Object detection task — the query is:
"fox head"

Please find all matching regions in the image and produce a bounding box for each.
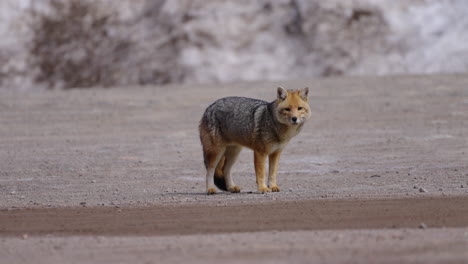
[275,87,311,125]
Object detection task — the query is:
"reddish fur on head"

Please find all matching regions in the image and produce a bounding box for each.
[275,87,310,125]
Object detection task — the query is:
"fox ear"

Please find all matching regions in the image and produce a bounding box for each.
[299,87,309,101]
[277,87,288,100]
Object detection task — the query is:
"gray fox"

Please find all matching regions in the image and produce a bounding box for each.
[199,87,311,194]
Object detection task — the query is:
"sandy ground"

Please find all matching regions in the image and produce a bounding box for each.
[1,74,468,263]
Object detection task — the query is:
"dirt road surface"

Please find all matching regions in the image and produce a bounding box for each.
[1,74,468,263]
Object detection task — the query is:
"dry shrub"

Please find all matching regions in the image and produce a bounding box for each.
[293,2,391,77]
[29,0,132,89]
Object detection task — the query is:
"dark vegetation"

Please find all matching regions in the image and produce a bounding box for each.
[28,0,184,89]
[22,0,391,89]
[29,0,132,89]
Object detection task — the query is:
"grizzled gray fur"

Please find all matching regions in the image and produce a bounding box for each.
[200,97,304,154]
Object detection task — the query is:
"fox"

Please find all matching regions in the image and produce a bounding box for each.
[199,87,311,195]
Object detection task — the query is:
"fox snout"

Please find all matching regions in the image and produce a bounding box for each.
[283,109,307,125]
[290,115,304,124]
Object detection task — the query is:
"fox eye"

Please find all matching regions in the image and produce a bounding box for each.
[284,108,290,112]
[298,107,303,110]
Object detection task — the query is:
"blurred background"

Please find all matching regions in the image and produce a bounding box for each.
[1,0,467,90]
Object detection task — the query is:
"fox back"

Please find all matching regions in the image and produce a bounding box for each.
[200,97,275,149]
[200,89,310,152]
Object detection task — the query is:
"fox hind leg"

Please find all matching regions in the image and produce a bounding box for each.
[214,156,226,180]
[204,147,226,195]
[214,156,227,191]
[223,146,242,193]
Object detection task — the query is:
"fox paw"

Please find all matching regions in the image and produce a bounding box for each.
[258,187,272,193]
[228,186,241,193]
[271,186,280,192]
[207,188,217,195]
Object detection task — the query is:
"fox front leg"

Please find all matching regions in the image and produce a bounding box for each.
[254,151,271,193]
[268,151,282,192]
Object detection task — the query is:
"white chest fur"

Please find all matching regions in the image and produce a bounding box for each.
[268,125,301,154]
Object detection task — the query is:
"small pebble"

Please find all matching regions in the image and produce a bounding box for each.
[80,202,87,206]
[370,174,381,178]
[419,223,427,229]
[419,188,428,193]
[22,234,28,240]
